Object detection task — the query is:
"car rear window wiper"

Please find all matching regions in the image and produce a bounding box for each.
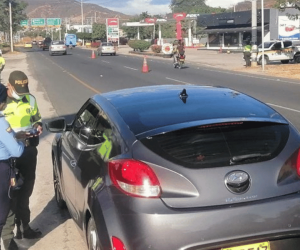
[231,153,271,163]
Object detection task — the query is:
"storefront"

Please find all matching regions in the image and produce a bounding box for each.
[197,8,286,50]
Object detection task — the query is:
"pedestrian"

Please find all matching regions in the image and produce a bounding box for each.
[172,42,178,64]
[1,71,43,249]
[243,41,252,67]
[0,83,25,250]
[0,50,5,83]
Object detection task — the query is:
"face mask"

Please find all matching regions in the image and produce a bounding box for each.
[11,89,23,100]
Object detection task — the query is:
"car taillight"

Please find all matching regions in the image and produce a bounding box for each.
[297,149,300,176]
[50,46,54,49]
[287,148,300,177]
[63,46,66,48]
[109,159,161,198]
[112,236,126,250]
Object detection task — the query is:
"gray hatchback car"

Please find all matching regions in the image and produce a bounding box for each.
[46,85,300,250]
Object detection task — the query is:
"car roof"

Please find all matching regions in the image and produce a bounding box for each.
[96,85,287,137]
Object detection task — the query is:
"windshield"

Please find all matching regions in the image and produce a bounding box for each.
[258,42,274,49]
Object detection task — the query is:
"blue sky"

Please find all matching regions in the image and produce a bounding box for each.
[86,0,239,15]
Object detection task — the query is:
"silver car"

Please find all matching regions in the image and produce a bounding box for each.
[46,85,300,250]
[49,41,67,56]
[97,42,116,56]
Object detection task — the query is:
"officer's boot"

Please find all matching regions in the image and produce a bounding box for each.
[22,225,42,239]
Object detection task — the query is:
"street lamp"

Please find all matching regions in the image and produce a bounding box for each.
[9,0,13,52]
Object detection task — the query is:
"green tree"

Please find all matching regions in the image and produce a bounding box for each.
[92,23,106,40]
[77,32,92,40]
[170,0,226,14]
[0,0,27,34]
[274,0,300,19]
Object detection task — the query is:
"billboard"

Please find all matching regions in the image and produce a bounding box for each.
[278,16,300,40]
[106,18,119,44]
[107,18,119,27]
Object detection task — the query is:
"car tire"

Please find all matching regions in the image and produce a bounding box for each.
[281,60,289,64]
[294,54,300,63]
[87,217,102,250]
[53,157,66,209]
[113,53,116,56]
[258,56,269,65]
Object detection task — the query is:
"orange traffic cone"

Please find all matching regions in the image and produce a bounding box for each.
[91,50,96,59]
[142,56,149,73]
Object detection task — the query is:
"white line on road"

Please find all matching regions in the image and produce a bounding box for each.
[124,66,138,71]
[166,77,194,85]
[267,103,300,113]
[102,60,110,63]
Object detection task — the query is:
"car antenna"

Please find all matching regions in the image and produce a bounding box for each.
[179,89,188,104]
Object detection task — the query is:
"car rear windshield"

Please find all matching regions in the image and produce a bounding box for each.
[52,41,64,45]
[141,122,289,168]
[102,43,113,46]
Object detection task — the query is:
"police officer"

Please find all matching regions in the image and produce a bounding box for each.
[0,50,5,82]
[0,83,25,250]
[243,41,252,67]
[2,71,43,249]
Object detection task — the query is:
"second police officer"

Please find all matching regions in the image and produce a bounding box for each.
[0,83,25,250]
[2,71,43,250]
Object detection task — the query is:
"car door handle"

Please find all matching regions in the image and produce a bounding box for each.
[70,160,77,168]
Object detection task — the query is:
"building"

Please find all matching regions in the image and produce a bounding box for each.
[197,8,300,50]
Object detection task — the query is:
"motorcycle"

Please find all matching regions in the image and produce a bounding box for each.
[174,54,185,69]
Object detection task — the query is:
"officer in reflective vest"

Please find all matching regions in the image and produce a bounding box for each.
[243,42,252,67]
[0,83,25,250]
[2,71,43,249]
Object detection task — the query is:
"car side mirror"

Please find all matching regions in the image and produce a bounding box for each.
[46,118,67,133]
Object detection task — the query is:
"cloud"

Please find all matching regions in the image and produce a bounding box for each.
[87,0,171,15]
[206,0,239,8]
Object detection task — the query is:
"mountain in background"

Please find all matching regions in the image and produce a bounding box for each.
[234,0,276,11]
[23,0,131,24]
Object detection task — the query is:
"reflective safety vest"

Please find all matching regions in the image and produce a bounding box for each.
[243,45,251,52]
[3,95,42,132]
[0,57,5,67]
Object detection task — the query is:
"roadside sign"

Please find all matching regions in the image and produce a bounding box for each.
[107,18,119,27]
[106,18,120,45]
[31,18,45,27]
[47,18,61,27]
[20,20,28,27]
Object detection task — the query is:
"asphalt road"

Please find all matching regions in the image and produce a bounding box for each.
[26,45,300,129]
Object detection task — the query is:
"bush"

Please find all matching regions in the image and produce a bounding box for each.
[151,44,162,53]
[128,40,151,52]
[91,42,101,48]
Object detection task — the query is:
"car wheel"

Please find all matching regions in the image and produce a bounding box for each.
[53,157,66,209]
[87,217,102,250]
[294,54,300,63]
[113,53,116,56]
[258,56,269,65]
[281,60,289,64]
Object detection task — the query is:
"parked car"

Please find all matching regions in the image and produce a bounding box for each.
[49,40,67,56]
[24,42,32,48]
[46,85,300,250]
[257,39,300,64]
[97,42,116,56]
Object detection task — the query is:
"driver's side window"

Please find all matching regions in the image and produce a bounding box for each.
[273,42,282,50]
[73,102,99,143]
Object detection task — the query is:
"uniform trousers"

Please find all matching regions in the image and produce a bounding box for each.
[0,161,11,248]
[2,146,37,241]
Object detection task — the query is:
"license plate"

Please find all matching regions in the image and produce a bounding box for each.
[222,241,270,250]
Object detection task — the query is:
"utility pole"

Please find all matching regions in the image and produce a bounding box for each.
[81,0,85,46]
[251,0,258,67]
[9,0,13,52]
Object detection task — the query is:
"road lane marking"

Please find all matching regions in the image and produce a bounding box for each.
[124,66,138,71]
[166,77,194,85]
[39,53,101,94]
[102,60,110,63]
[267,103,300,113]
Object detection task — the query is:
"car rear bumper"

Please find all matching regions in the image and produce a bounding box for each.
[99,190,300,250]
